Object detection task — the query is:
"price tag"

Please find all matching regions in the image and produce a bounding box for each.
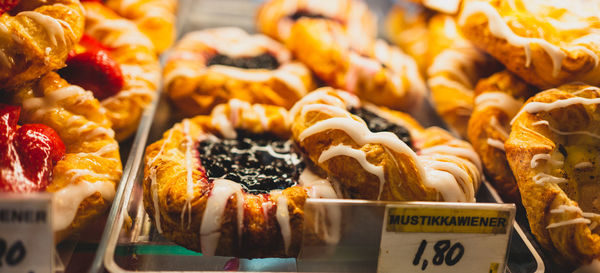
[378,202,515,273]
[0,193,53,273]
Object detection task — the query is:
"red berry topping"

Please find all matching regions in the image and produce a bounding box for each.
[60,50,124,100]
[0,0,20,15]
[0,104,66,193]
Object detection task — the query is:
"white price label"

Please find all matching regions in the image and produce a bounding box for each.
[0,193,53,273]
[378,203,515,273]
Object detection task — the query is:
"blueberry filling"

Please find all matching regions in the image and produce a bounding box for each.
[206,53,280,70]
[288,10,331,21]
[350,107,413,149]
[198,131,304,194]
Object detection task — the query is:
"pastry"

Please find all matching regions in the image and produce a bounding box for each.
[459,0,600,89]
[105,0,177,53]
[3,72,122,243]
[385,2,432,73]
[290,87,482,202]
[59,2,160,141]
[163,27,314,117]
[288,18,426,112]
[467,70,534,203]
[506,84,600,267]
[406,0,462,14]
[144,99,340,258]
[0,0,84,89]
[256,0,376,53]
[427,14,501,137]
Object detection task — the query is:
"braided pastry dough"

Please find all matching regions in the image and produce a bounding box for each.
[506,84,600,267]
[105,0,177,53]
[290,87,482,202]
[289,19,426,111]
[144,99,340,257]
[83,2,160,141]
[427,14,501,137]
[8,72,122,242]
[467,70,534,203]
[459,0,600,89]
[163,27,314,117]
[0,0,84,89]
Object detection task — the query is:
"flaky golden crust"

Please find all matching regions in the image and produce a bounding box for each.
[163,28,314,117]
[289,19,426,112]
[144,100,320,258]
[105,0,177,53]
[459,0,600,89]
[256,0,376,53]
[467,70,534,203]
[385,4,432,74]
[83,2,160,141]
[506,84,600,267]
[0,0,84,89]
[290,87,481,202]
[8,72,122,243]
[426,14,501,138]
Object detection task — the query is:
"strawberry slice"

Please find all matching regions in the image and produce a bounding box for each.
[0,104,66,193]
[59,50,124,100]
[0,0,20,15]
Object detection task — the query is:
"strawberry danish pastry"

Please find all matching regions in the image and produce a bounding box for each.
[459,0,600,89]
[288,19,426,111]
[4,72,122,242]
[59,2,160,141]
[163,27,314,117]
[506,84,600,268]
[144,100,340,257]
[256,0,376,53]
[290,87,482,202]
[0,0,84,89]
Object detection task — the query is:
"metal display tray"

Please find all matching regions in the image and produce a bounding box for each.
[90,0,568,272]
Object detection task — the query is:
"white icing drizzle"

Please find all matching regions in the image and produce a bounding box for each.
[489,116,510,139]
[575,162,594,169]
[474,92,523,117]
[512,87,600,124]
[275,195,291,254]
[530,154,564,168]
[550,205,583,214]
[53,180,116,231]
[147,129,175,234]
[533,173,568,185]
[318,144,386,200]
[85,9,153,49]
[17,11,68,46]
[182,120,195,228]
[487,138,506,151]
[211,105,237,139]
[22,86,91,118]
[199,179,244,256]
[459,1,566,76]
[298,169,341,244]
[546,218,591,229]
[532,120,600,140]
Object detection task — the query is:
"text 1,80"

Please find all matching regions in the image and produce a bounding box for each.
[412,239,464,271]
